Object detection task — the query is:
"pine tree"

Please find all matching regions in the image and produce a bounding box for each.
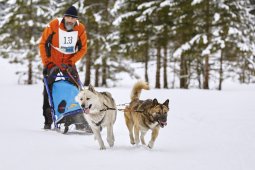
[0,0,53,84]
[171,0,255,89]
[77,0,117,87]
[213,0,255,87]
[150,0,172,88]
[113,0,152,83]
[171,0,196,89]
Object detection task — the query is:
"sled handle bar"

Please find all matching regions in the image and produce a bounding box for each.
[50,75,70,78]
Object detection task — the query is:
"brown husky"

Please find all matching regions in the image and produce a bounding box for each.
[124,81,169,149]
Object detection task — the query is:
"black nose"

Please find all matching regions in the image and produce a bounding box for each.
[159,114,167,122]
[81,104,85,108]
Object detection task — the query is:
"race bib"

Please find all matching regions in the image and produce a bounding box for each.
[58,28,78,54]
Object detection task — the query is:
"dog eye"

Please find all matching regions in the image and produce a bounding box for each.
[86,98,90,100]
[80,98,83,101]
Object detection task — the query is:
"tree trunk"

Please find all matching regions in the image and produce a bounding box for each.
[218,50,223,90]
[101,57,107,86]
[163,45,168,88]
[94,28,100,87]
[155,45,161,88]
[240,59,246,83]
[196,57,202,89]
[27,4,33,85]
[172,58,176,88]
[180,55,188,89]
[144,42,149,83]
[203,0,210,89]
[27,57,33,85]
[84,49,91,86]
[95,65,99,87]
[203,55,209,89]
[101,0,109,87]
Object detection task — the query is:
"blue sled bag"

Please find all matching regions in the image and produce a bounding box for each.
[52,80,83,123]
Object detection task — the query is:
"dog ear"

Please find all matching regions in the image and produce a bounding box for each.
[163,99,169,108]
[88,84,96,93]
[153,98,158,105]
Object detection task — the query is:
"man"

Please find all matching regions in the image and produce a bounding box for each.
[39,6,90,131]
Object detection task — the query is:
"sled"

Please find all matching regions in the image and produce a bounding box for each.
[43,67,86,133]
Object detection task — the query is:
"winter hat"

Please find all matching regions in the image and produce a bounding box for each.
[64,6,78,18]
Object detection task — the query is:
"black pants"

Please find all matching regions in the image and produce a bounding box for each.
[43,84,53,125]
[42,65,80,126]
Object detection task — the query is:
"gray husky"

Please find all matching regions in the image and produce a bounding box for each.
[75,85,117,150]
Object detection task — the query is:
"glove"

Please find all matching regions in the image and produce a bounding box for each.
[43,62,55,76]
[55,63,67,71]
[60,63,74,73]
[43,67,48,76]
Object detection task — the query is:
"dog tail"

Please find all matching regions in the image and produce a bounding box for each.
[131,80,150,101]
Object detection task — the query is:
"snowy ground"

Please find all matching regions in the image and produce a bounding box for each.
[0,58,255,170]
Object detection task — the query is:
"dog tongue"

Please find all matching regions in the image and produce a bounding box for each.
[160,121,167,127]
[85,109,90,114]
[83,108,90,114]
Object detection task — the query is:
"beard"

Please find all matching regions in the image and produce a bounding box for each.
[64,20,75,31]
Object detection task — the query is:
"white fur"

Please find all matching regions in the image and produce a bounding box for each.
[75,87,116,150]
[148,122,158,129]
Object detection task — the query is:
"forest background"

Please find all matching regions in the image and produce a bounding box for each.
[1,0,255,90]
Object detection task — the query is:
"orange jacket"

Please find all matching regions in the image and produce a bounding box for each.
[39,18,87,68]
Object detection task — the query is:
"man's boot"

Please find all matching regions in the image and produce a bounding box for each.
[43,108,52,130]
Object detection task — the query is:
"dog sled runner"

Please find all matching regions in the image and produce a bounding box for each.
[43,66,87,133]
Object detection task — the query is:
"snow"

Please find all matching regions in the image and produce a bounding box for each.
[27,20,34,27]
[191,0,203,6]
[202,44,212,56]
[160,0,174,8]
[202,35,208,44]
[135,15,146,22]
[0,57,255,170]
[137,2,157,10]
[142,6,157,16]
[237,42,250,52]
[173,35,204,58]
[228,27,242,35]
[173,43,190,58]
[7,0,17,5]
[36,7,46,16]
[212,28,220,36]
[93,13,101,23]
[113,11,138,26]
[111,0,125,15]
[219,3,230,10]
[214,13,220,23]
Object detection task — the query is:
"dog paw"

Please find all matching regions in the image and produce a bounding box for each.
[141,139,146,145]
[130,136,135,145]
[135,139,140,145]
[130,138,135,145]
[109,141,114,147]
[99,145,106,150]
[107,140,114,147]
[148,141,154,149]
[107,137,114,147]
